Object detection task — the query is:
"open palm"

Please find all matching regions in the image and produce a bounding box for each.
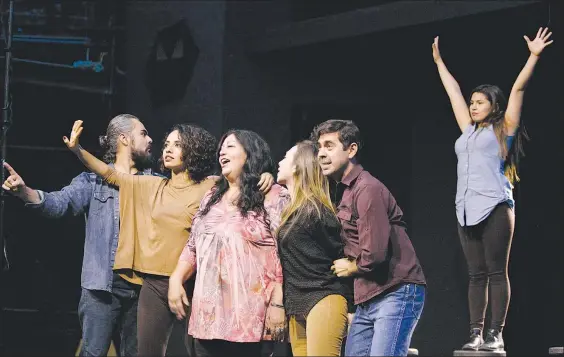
[63,120,84,152]
[525,27,553,56]
[431,36,442,63]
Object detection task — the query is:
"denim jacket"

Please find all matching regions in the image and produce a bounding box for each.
[27,168,159,292]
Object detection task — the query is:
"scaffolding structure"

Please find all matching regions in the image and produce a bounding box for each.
[0,3,123,351]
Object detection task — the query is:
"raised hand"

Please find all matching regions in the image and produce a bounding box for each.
[432,36,442,63]
[63,120,84,152]
[2,162,25,195]
[524,27,553,56]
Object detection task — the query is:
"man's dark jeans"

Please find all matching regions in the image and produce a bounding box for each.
[78,273,140,356]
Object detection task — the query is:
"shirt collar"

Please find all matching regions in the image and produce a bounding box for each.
[340,164,364,187]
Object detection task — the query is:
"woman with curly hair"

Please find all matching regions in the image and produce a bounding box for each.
[432,27,553,352]
[168,129,287,356]
[62,121,273,357]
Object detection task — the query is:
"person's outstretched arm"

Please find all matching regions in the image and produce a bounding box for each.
[63,120,114,180]
[505,27,553,135]
[432,36,472,132]
[2,162,92,218]
[63,120,158,188]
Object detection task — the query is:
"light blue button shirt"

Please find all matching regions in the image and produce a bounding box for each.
[26,167,161,292]
[455,124,514,227]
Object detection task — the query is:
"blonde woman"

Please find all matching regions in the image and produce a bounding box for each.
[276,140,352,356]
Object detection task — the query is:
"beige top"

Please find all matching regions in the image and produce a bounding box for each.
[103,168,215,280]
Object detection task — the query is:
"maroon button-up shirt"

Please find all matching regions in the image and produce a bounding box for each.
[334,164,426,305]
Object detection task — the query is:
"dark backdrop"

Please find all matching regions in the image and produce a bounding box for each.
[2,1,562,356]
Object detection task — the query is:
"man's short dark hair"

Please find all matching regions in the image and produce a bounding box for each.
[311,119,362,151]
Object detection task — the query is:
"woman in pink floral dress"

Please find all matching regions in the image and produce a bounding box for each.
[168,129,288,356]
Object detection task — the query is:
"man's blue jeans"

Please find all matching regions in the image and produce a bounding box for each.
[345,283,425,357]
[78,273,140,356]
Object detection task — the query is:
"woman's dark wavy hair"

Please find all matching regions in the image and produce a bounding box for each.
[470,84,528,184]
[158,124,216,183]
[200,129,275,217]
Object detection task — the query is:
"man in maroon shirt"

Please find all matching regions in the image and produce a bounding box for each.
[312,119,426,357]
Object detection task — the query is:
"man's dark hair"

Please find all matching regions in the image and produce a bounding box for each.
[99,114,139,163]
[311,119,362,151]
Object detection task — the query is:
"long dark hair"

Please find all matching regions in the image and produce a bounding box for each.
[201,129,274,216]
[158,124,216,183]
[470,84,528,184]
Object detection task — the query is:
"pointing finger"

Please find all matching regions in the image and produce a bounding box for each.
[3,162,17,175]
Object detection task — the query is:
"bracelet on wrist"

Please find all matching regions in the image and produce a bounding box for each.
[270,302,284,309]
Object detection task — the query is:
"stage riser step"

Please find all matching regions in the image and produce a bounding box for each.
[452,347,564,356]
[454,351,506,357]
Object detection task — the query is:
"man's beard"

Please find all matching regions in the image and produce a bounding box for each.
[132,149,154,171]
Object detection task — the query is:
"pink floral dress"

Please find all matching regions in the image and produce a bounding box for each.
[179,184,289,342]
